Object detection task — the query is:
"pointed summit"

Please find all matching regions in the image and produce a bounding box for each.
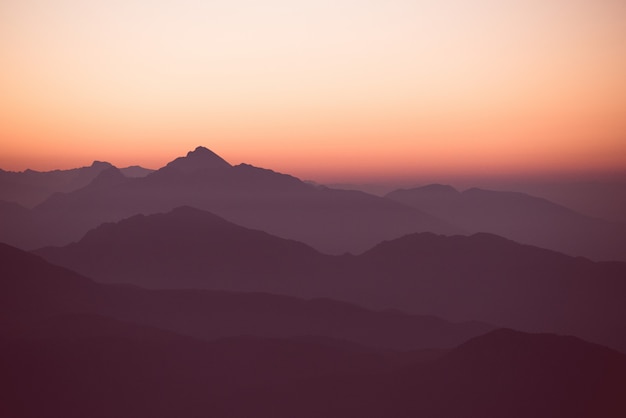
[90,161,114,169]
[164,146,231,173]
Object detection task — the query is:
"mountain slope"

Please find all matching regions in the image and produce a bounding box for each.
[3,242,488,350]
[0,200,38,249]
[0,317,397,418]
[2,251,625,418]
[349,232,626,351]
[118,165,154,177]
[4,328,625,418]
[2,146,459,252]
[35,206,329,291]
[35,208,626,352]
[386,184,626,261]
[327,329,626,418]
[0,161,116,207]
[3,244,626,417]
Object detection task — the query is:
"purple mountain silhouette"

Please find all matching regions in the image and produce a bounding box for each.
[0,161,115,207]
[2,242,489,350]
[3,242,626,417]
[119,165,154,178]
[35,206,329,290]
[386,184,626,261]
[1,147,459,253]
[164,145,232,173]
[4,318,624,417]
[0,200,37,249]
[34,207,626,352]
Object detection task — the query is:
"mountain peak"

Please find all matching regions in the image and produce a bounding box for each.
[188,146,212,155]
[90,161,114,169]
[165,146,231,173]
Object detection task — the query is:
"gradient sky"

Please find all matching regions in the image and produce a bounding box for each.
[1,0,625,183]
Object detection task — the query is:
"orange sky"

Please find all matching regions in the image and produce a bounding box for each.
[1,0,625,183]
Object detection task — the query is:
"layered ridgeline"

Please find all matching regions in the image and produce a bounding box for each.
[2,243,626,418]
[386,185,626,262]
[0,161,153,207]
[1,242,490,351]
[0,147,457,254]
[36,207,626,353]
[4,327,626,418]
[3,147,624,261]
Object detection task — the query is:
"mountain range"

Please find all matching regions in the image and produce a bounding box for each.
[2,242,625,418]
[2,242,490,351]
[35,206,626,352]
[3,146,626,417]
[0,161,153,207]
[2,146,624,261]
[0,147,457,254]
[386,184,626,261]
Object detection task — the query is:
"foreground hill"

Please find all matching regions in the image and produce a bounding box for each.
[256,329,626,418]
[35,207,626,352]
[0,146,458,253]
[0,316,397,418]
[3,243,625,417]
[2,320,624,418]
[386,184,626,261]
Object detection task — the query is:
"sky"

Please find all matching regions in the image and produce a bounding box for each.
[1,0,625,184]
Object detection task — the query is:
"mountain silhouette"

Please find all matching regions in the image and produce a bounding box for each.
[0,200,37,249]
[87,166,128,188]
[351,232,626,351]
[1,147,458,252]
[348,329,626,418]
[4,317,623,418]
[0,161,115,207]
[3,242,626,417]
[35,206,330,291]
[3,242,489,350]
[0,317,398,418]
[118,165,154,177]
[164,145,232,173]
[386,184,626,261]
[35,207,626,352]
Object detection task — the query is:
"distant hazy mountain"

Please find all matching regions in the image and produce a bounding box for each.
[510,178,626,224]
[3,242,488,350]
[386,184,626,261]
[0,161,112,207]
[119,165,154,178]
[35,207,626,352]
[0,162,154,209]
[1,146,458,252]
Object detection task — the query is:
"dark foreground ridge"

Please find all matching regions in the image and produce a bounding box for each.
[3,242,626,417]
